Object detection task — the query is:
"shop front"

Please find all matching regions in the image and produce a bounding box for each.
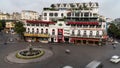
[70,37,101,46]
[24,33,49,43]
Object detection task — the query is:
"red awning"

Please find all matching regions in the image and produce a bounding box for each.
[67,22,99,25]
[26,20,55,24]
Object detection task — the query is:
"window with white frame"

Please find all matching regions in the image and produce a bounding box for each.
[44,13,47,16]
[52,29,55,35]
[83,30,86,36]
[46,29,48,34]
[36,28,39,33]
[32,28,34,33]
[77,30,80,35]
[96,31,99,36]
[90,31,92,36]
[41,29,43,34]
[72,30,74,35]
[27,28,30,33]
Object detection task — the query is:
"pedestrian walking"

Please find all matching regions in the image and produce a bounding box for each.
[49,45,53,50]
[112,44,116,49]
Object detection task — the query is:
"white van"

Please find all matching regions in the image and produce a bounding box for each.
[85,60,103,68]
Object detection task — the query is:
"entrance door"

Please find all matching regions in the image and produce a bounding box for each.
[64,38,69,43]
[83,40,86,44]
[51,38,54,42]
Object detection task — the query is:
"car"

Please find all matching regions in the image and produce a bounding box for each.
[65,49,70,53]
[9,38,13,42]
[85,60,103,68]
[61,65,73,68]
[114,41,119,44]
[110,55,120,63]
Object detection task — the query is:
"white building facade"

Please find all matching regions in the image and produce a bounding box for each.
[24,2,108,45]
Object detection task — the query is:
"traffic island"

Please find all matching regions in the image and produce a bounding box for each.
[6,48,53,63]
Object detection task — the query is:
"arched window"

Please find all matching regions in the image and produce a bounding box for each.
[41,29,43,34]
[72,30,74,35]
[46,29,48,34]
[67,12,71,17]
[32,28,34,33]
[96,31,99,36]
[61,13,64,17]
[90,31,92,36]
[36,28,39,33]
[83,30,86,36]
[28,28,30,33]
[52,29,55,35]
[77,30,80,35]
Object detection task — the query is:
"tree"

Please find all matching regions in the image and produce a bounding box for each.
[0,23,2,31]
[50,4,56,10]
[107,23,120,39]
[14,21,26,39]
[0,20,5,30]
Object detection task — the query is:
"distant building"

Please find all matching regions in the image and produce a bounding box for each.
[5,21,15,33]
[21,10,39,20]
[12,12,21,20]
[0,12,11,20]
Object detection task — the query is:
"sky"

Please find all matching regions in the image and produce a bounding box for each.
[0,0,119,19]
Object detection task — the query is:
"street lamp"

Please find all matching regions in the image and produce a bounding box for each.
[99,38,102,46]
[28,39,33,53]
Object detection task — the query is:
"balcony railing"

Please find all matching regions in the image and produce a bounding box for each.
[70,34,102,38]
[24,33,49,37]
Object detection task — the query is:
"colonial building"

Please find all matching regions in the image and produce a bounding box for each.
[24,2,108,45]
[12,12,21,20]
[21,10,39,20]
[5,21,15,33]
[0,12,12,20]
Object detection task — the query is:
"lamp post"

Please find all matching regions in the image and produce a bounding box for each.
[99,38,102,46]
[28,39,33,53]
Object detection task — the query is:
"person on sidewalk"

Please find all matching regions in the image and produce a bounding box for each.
[112,43,116,49]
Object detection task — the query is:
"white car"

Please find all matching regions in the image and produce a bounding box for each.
[9,38,13,42]
[114,41,119,44]
[62,65,73,68]
[110,55,120,63]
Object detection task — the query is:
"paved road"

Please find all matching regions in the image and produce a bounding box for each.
[0,32,120,68]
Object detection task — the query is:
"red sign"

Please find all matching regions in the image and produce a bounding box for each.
[58,29,63,40]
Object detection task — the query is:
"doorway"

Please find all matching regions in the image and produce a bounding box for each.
[51,38,54,43]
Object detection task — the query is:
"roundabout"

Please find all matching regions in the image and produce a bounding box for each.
[6,48,53,63]
[16,48,44,59]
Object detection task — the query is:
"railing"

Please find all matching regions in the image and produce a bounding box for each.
[70,34,102,38]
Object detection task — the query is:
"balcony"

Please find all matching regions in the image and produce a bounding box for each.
[43,8,58,11]
[24,33,49,37]
[71,34,82,37]
[70,34,102,38]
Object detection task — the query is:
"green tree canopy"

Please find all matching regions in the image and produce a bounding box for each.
[14,21,26,39]
[108,23,120,38]
[0,23,3,31]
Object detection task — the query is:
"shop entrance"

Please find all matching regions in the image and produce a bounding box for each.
[76,40,81,44]
[83,40,86,44]
[51,38,54,42]
[64,37,69,43]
